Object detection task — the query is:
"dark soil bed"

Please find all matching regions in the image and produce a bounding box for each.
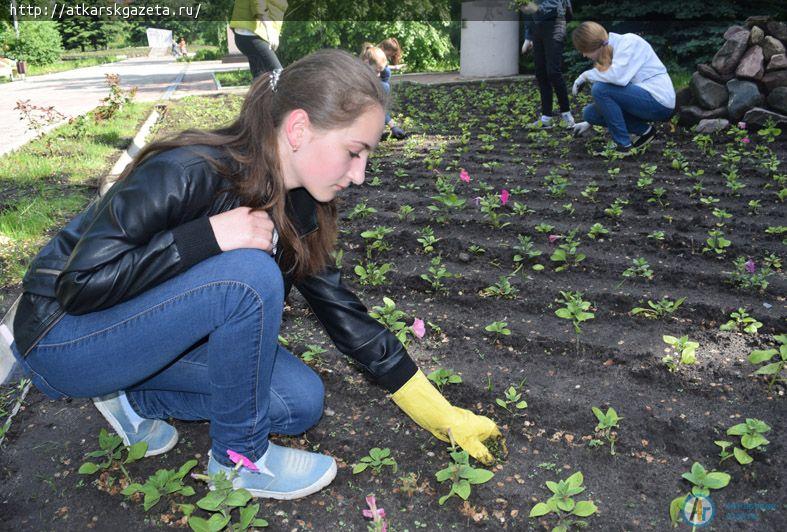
[1,80,785,531]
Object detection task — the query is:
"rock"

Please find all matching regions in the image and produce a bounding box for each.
[678,105,728,126]
[690,72,728,109]
[766,21,787,42]
[712,31,750,75]
[767,54,787,71]
[676,87,693,108]
[767,87,787,114]
[726,79,765,120]
[695,118,730,133]
[742,107,787,127]
[697,63,731,84]
[723,25,746,40]
[736,46,765,80]
[750,26,765,45]
[458,252,471,263]
[762,70,787,92]
[762,36,786,61]
[745,16,771,29]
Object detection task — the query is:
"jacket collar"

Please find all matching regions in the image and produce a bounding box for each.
[286,188,319,236]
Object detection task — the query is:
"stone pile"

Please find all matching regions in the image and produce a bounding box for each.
[678,16,787,133]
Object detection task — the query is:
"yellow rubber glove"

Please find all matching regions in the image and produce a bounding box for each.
[391,370,502,464]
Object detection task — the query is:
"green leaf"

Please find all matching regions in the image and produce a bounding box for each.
[703,472,730,490]
[565,471,584,488]
[555,308,573,319]
[556,497,575,512]
[748,349,777,364]
[121,483,143,496]
[225,488,252,507]
[545,481,560,494]
[125,441,148,463]
[670,495,688,524]
[251,518,269,527]
[455,479,471,499]
[435,467,453,482]
[78,462,100,475]
[352,463,368,474]
[741,433,769,450]
[726,423,748,436]
[188,516,212,532]
[205,513,231,532]
[733,447,753,465]
[179,486,196,497]
[179,503,195,517]
[196,491,226,512]
[591,407,603,422]
[663,335,678,345]
[142,490,162,511]
[754,362,782,375]
[495,398,507,407]
[239,502,260,529]
[516,401,528,409]
[438,493,451,505]
[529,502,552,517]
[572,500,597,517]
[176,459,199,479]
[468,468,494,484]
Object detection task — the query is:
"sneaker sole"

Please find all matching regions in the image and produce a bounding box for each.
[93,400,179,457]
[240,459,338,500]
[633,133,656,149]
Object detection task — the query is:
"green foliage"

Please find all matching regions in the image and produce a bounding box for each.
[528,471,598,531]
[7,21,63,65]
[748,334,787,391]
[484,321,511,337]
[300,344,327,365]
[427,368,462,392]
[495,383,528,414]
[670,462,730,526]
[479,274,519,299]
[369,297,413,347]
[189,469,268,531]
[354,261,392,286]
[435,448,494,505]
[591,407,622,456]
[716,418,771,466]
[555,291,595,336]
[122,460,198,511]
[78,428,147,479]
[720,308,762,335]
[630,297,685,319]
[662,335,699,371]
[353,447,397,475]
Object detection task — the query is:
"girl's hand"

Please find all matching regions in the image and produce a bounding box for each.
[209,207,276,253]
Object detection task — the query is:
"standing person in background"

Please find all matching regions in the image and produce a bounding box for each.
[230,0,287,78]
[178,37,188,57]
[360,43,407,140]
[570,21,675,153]
[520,0,575,128]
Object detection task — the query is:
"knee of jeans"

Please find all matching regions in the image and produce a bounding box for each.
[582,104,595,122]
[219,249,284,305]
[591,82,610,98]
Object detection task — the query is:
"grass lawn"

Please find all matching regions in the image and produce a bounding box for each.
[0,101,154,288]
[214,69,253,87]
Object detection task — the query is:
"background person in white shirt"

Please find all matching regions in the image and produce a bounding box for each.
[570,21,675,151]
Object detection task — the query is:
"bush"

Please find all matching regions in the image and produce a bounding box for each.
[194,48,223,61]
[9,21,63,65]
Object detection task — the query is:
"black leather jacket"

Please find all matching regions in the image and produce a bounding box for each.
[13,145,417,393]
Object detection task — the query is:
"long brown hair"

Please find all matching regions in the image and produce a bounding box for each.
[377,37,403,65]
[116,49,386,280]
[572,21,613,72]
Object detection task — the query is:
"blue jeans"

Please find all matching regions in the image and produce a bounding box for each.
[583,82,674,146]
[381,79,392,125]
[20,249,324,466]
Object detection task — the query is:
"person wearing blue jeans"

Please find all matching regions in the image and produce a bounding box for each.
[8,50,501,501]
[570,21,675,152]
[361,44,406,140]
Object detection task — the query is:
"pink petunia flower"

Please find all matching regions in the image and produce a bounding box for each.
[227,450,259,472]
[738,121,747,130]
[741,137,750,144]
[411,318,426,339]
[459,169,471,183]
[500,189,510,205]
[363,495,387,531]
[548,234,562,244]
[744,259,756,274]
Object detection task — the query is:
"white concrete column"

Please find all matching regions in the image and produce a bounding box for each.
[460,0,519,77]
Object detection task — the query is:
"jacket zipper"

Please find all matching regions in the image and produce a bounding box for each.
[35,268,61,275]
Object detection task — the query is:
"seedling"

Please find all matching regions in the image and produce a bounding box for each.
[669,463,730,528]
[630,297,685,319]
[495,381,528,415]
[512,202,534,216]
[512,234,542,272]
[122,460,197,511]
[361,226,394,258]
[757,118,782,143]
[555,291,594,352]
[416,226,440,254]
[662,335,699,371]
[397,204,415,221]
[550,230,586,272]
[728,256,773,291]
[648,230,665,241]
[427,368,463,392]
[715,418,771,465]
[647,187,669,208]
[435,442,494,505]
[529,471,598,531]
[604,198,628,218]
[591,407,621,456]
[535,223,555,234]
[353,447,397,475]
[747,334,787,391]
[720,308,762,334]
[78,428,148,480]
[347,201,377,220]
[420,256,456,293]
[479,194,510,228]
[369,297,413,348]
[586,223,609,240]
[580,183,598,202]
[354,261,393,286]
[480,275,519,299]
[484,321,511,338]
[617,257,653,287]
[300,344,327,365]
[468,244,486,255]
[636,176,653,189]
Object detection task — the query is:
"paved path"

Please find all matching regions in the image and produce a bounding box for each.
[0,56,247,157]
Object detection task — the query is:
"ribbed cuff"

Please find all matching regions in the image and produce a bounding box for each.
[171,217,222,270]
[378,354,418,394]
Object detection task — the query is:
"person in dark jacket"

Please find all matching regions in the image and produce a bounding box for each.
[520,0,575,128]
[7,50,500,500]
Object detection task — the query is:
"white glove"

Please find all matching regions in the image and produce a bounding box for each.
[519,2,538,15]
[572,74,587,96]
[521,39,533,55]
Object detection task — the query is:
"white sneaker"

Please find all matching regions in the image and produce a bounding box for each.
[561,112,576,128]
[572,121,592,137]
[529,115,553,128]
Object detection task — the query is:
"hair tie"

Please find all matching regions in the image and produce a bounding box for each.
[601,40,609,47]
[269,68,282,93]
